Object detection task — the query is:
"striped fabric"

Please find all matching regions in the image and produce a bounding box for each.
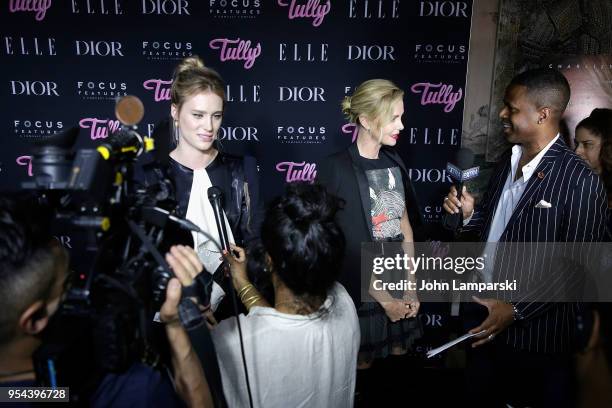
[462,137,608,352]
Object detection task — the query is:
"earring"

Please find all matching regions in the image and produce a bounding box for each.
[537,118,542,125]
[173,120,180,144]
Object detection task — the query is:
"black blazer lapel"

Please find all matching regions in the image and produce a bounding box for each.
[348,143,375,241]
[502,138,565,238]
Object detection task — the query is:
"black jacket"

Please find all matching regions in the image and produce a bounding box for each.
[317,143,425,304]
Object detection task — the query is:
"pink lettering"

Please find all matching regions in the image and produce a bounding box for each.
[341,123,359,143]
[143,79,172,102]
[209,38,262,70]
[277,0,331,27]
[275,161,317,183]
[79,118,120,140]
[16,155,33,176]
[9,0,52,21]
[410,82,463,113]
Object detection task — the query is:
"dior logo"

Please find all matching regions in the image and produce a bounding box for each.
[71,0,124,14]
[11,80,59,96]
[218,126,260,141]
[279,43,328,62]
[54,235,73,248]
[143,78,172,102]
[209,38,261,69]
[279,86,325,102]
[419,313,443,327]
[408,168,453,183]
[276,161,317,183]
[347,44,395,61]
[3,37,56,56]
[419,1,468,17]
[79,117,121,140]
[142,0,190,14]
[75,40,124,56]
[277,0,330,27]
[348,0,400,19]
[406,127,459,145]
[225,84,261,103]
[9,0,52,21]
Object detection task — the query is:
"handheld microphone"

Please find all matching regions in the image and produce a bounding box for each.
[442,147,479,231]
[207,186,231,252]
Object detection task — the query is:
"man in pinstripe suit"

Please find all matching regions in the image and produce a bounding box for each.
[444,68,608,407]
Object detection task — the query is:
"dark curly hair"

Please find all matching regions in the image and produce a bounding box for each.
[576,108,612,196]
[259,183,345,306]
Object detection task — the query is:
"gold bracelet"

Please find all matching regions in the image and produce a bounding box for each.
[242,294,260,305]
[245,296,262,310]
[238,283,254,298]
[239,287,257,303]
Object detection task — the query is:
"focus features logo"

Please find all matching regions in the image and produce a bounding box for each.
[13,119,64,137]
[414,43,466,63]
[142,41,192,60]
[276,125,326,144]
[76,81,128,100]
[208,0,261,18]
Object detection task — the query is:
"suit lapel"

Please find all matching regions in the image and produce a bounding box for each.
[502,138,566,238]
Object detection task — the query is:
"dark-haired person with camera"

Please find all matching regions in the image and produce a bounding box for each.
[161,183,360,408]
[0,195,187,407]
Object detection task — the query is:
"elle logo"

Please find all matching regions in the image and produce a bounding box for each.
[277,0,330,27]
[143,79,172,102]
[276,161,317,183]
[410,82,463,113]
[16,155,33,176]
[209,38,261,69]
[79,118,120,140]
[9,0,52,21]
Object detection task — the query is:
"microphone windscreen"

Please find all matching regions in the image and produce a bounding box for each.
[455,147,475,170]
[207,186,223,202]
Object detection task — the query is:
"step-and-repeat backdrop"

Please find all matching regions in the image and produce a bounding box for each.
[1,0,473,361]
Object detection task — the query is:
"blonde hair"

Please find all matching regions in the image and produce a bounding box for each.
[341,79,403,130]
[171,55,225,109]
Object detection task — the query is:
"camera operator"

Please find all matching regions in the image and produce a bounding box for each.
[0,195,184,407]
[160,183,360,407]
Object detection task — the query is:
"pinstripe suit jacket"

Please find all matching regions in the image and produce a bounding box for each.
[463,137,607,352]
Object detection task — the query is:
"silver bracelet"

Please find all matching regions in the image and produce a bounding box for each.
[510,302,525,321]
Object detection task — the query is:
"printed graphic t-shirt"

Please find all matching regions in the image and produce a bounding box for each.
[359,155,405,241]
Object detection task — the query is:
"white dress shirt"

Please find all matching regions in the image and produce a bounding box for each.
[466,135,559,282]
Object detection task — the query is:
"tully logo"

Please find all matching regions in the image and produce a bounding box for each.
[143,79,172,102]
[277,0,331,27]
[209,38,262,70]
[79,118,120,140]
[9,0,52,21]
[410,82,463,113]
[16,155,33,176]
[342,123,358,143]
[276,161,317,183]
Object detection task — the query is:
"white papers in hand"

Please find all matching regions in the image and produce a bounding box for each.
[426,330,487,358]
